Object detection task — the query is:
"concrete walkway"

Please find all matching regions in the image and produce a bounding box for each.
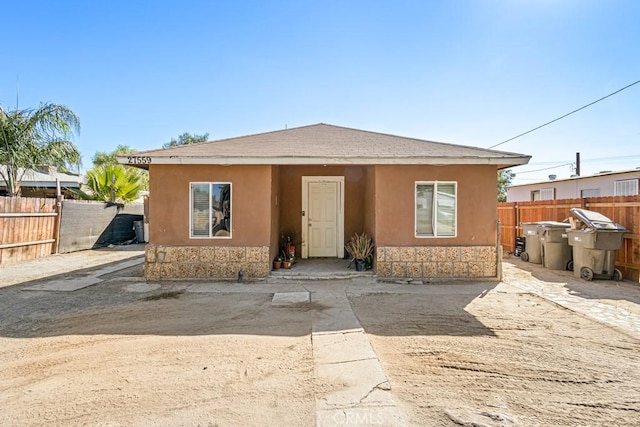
[2,245,144,289]
[305,283,406,427]
[23,258,144,291]
[189,282,406,426]
[183,280,407,426]
[502,262,640,340]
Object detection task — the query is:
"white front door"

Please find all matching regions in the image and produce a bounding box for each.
[302,176,344,259]
[308,182,338,257]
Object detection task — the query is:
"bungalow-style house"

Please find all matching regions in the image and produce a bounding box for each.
[118,124,530,280]
[507,168,640,202]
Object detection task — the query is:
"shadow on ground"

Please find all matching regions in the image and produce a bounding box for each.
[0,288,315,339]
[0,274,501,340]
[348,282,499,337]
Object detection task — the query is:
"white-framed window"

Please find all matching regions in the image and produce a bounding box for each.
[540,187,555,200]
[580,188,600,198]
[614,179,639,196]
[415,181,457,238]
[532,188,555,201]
[190,182,232,238]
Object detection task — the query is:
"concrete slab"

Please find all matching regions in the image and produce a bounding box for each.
[186,283,307,294]
[312,331,377,365]
[1,246,144,289]
[312,293,363,333]
[272,291,310,306]
[125,283,161,293]
[269,258,374,281]
[23,276,103,292]
[93,257,144,276]
[22,257,144,292]
[310,286,406,426]
[315,358,393,409]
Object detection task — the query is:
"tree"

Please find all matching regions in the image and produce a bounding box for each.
[0,102,80,196]
[92,144,137,167]
[91,144,148,190]
[498,169,515,202]
[74,164,142,204]
[163,132,209,148]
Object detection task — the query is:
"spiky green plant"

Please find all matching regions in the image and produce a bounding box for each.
[74,164,142,204]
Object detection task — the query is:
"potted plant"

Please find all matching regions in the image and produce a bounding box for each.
[345,232,374,271]
[273,255,283,270]
[281,250,292,269]
[281,231,297,257]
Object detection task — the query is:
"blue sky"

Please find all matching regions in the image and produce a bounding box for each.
[2,0,639,185]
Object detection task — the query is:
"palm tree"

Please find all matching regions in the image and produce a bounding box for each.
[74,164,142,204]
[0,102,81,196]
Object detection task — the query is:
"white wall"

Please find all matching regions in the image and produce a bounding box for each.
[507,171,640,202]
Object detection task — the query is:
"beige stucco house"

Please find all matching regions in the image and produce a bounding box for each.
[118,124,529,280]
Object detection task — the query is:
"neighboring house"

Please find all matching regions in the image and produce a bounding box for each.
[118,123,529,280]
[507,169,640,202]
[0,165,84,198]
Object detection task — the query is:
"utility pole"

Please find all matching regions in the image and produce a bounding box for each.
[1,112,15,197]
[110,174,116,203]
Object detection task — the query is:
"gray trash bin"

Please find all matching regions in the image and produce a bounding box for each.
[567,208,627,281]
[521,221,568,264]
[520,222,543,264]
[539,222,572,271]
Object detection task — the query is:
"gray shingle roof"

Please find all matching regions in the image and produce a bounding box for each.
[119,123,530,168]
[0,166,83,188]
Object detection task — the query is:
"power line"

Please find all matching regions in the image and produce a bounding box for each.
[488,79,640,149]
[509,154,640,173]
[514,162,573,174]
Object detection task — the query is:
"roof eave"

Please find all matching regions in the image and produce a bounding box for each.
[117,155,531,167]
[16,181,81,188]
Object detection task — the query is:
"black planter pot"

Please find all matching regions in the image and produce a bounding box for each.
[355,258,366,271]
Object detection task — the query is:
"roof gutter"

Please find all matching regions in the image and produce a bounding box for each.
[117,155,531,169]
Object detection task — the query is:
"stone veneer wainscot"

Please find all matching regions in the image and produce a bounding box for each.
[376,246,497,278]
[145,245,270,280]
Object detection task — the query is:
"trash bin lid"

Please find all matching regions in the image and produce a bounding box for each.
[520,221,569,226]
[570,208,627,231]
[537,221,571,228]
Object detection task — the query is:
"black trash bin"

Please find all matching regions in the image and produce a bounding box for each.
[133,220,145,243]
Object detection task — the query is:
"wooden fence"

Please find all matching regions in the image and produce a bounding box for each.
[498,195,640,282]
[0,196,58,265]
[0,196,145,265]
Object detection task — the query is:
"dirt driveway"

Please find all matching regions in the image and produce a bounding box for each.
[1,250,639,426]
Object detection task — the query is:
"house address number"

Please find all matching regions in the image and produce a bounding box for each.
[127,156,152,164]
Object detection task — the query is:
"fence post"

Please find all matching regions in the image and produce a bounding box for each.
[514,203,520,236]
[52,179,64,254]
[496,219,502,281]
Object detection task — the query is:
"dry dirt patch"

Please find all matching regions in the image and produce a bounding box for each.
[350,285,640,426]
[0,290,315,426]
